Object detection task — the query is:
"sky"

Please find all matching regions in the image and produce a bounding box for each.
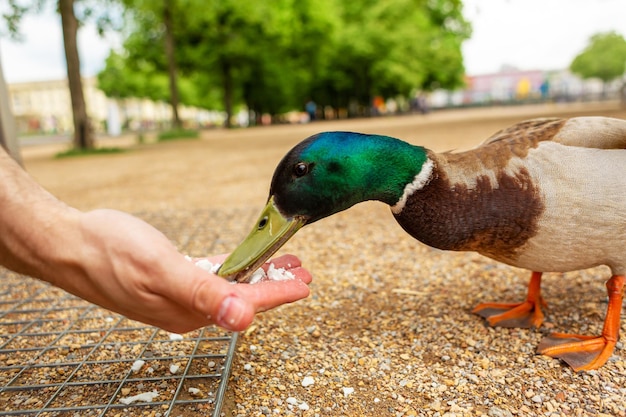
[1,0,626,84]
[462,0,626,75]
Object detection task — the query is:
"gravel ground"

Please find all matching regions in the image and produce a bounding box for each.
[15,102,626,416]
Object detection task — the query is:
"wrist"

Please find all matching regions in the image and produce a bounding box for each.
[34,205,85,286]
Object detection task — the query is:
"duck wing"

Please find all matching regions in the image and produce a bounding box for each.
[480,116,626,150]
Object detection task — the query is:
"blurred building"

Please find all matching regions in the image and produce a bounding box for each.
[429,67,623,109]
[7,77,223,136]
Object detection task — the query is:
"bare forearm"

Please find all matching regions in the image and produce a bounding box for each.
[0,149,81,281]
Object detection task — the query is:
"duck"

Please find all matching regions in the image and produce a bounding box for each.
[218,116,626,371]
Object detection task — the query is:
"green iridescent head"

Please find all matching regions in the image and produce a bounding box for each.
[270,131,428,222]
[218,131,429,282]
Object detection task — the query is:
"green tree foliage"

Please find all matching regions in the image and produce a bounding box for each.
[98,0,470,123]
[1,0,32,39]
[570,31,626,85]
[97,50,168,100]
[316,0,469,113]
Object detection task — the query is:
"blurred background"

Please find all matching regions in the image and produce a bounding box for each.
[1,0,625,152]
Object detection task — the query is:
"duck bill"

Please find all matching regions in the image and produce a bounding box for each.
[217,196,306,283]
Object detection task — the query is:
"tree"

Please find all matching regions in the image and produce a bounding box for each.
[1,0,119,150]
[173,0,320,126]
[570,31,626,96]
[114,0,337,126]
[316,0,470,113]
[99,0,470,122]
[59,0,94,149]
[162,0,181,128]
[118,0,182,129]
[0,51,22,164]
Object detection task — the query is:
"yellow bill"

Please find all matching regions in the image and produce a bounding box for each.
[217,196,306,282]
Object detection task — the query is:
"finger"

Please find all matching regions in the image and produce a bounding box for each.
[262,254,302,270]
[289,266,313,285]
[194,253,304,275]
[260,254,313,284]
[192,253,311,284]
[237,277,311,313]
[185,273,257,331]
[148,253,253,331]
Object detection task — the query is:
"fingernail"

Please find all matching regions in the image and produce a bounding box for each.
[216,295,246,331]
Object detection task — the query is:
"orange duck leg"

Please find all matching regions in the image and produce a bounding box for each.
[473,271,546,328]
[537,275,624,371]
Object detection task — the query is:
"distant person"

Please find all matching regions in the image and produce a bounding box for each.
[0,145,312,334]
[305,100,317,121]
[540,79,550,100]
[416,93,429,114]
[516,78,531,100]
[372,96,385,115]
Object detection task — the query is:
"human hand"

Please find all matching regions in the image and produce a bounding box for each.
[52,209,312,333]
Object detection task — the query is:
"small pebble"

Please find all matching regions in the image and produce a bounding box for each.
[119,390,159,405]
[130,360,145,373]
[188,387,204,398]
[301,376,315,387]
[342,387,354,397]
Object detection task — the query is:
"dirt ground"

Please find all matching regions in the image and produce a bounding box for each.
[22,101,626,214]
[21,101,626,416]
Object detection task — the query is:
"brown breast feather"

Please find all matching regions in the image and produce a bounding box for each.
[392,118,573,261]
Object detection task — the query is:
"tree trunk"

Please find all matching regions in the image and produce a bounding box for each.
[0,52,22,165]
[221,59,233,128]
[163,0,181,129]
[59,0,94,150]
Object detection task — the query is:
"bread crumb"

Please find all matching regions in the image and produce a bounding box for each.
[188,256,294,284]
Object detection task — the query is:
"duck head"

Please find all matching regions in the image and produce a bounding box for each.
[217,131,429,282]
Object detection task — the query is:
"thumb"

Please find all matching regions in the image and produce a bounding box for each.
[213,293,256,331]
[183,264,256,331]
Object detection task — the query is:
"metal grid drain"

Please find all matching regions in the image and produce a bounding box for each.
[0,209,258,416]
[0,270,238,416]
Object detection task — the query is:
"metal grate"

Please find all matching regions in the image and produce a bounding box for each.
[0,270,238,416]
[0,209,257,416]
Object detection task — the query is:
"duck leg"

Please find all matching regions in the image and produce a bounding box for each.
[472,271,546,328]
[537,275,624,371]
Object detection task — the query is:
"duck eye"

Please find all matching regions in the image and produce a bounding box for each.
[258,216,268,230]
[294,162,308,177]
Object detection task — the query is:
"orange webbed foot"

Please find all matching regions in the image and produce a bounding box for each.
[537,333,616,371]
[473,271,546,328]
[473,299,546,328]
[537,275,624,371]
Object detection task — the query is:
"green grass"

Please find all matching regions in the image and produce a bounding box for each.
[157,129,199,141]
[55,147,126,159]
